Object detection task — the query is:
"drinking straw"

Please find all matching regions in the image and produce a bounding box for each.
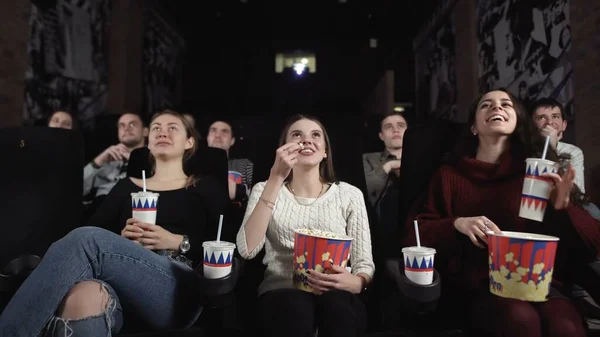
[541,135,550,160]
[414,220,421,247]
[142,170,147,192]
[216,214,223,242]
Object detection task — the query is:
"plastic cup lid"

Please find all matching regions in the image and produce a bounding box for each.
[525,158,557,166]
[203,241,236,250]
[402,246,436,255]
[131,192,159,197]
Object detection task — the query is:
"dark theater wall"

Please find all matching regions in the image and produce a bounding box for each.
[476,0,573,114]
[0,1,30,128]
[414,11,459,122]
[142,8,185,116]
[23,0,112,128]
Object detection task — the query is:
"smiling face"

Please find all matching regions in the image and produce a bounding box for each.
[285,118,328,168]
[148,113,195,161]
[532,106,567,140]
[472,90,518,137]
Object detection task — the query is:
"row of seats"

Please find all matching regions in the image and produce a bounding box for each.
[3,122,597,336]
[0,122,458,337]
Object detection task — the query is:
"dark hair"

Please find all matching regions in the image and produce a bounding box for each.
[278,114,337,184]
[208,120,235,138]
[48,110,78,129]
[448,88,588,206]
[380,112,408,130]
[148,109,199,187]
[529,98,566,120]
[116,111,145,127]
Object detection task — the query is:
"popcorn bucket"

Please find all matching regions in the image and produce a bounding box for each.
[292,228,352,293]
[488,231,559,302]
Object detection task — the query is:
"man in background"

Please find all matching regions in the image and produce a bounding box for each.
[206,120,253,202]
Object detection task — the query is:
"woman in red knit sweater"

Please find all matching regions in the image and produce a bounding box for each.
[405,89,600,337]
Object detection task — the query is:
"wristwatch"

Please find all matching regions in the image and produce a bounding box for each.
[179,235,190,254]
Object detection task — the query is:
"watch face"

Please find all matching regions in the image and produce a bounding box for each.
[181,241,191,252]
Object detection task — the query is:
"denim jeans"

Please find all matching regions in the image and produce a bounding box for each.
[0,227,203,337]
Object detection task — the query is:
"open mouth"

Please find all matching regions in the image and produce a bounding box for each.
[487,114,507,123]
[299,148,315,155]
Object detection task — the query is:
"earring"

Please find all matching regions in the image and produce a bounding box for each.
[472,131,477,135]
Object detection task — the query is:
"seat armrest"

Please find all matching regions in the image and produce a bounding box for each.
[0,255,41,294]
[195,257,241,308]
[385,258,441,313]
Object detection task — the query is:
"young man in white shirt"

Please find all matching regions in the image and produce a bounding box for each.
[530,98,585,191]
[531,98,600,322]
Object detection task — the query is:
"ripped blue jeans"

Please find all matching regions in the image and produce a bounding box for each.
[0,227,203,337]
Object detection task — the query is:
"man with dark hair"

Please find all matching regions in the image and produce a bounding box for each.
[362,112,408,207]
[83,112,148,200]
[530,98,585,191]
[531,98,600,329]
[206,120,253,201]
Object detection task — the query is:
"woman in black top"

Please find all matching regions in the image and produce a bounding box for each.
[0,110,228,337]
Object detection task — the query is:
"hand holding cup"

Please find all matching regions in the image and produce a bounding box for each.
[540,164,576,210]
[121,218,144,241]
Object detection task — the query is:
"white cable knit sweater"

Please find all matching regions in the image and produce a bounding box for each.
[236,181,375,296]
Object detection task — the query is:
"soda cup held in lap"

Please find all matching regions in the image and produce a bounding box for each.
[293,228,353,293]
[131,192,159,224]
[203,241,236,279]
[487,231,559,302]
[519,158,559,222]
[402,246,436,285]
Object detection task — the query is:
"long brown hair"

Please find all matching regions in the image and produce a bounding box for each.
[448,88,588,206]
[148,109,199,187]
[278,114,337,184]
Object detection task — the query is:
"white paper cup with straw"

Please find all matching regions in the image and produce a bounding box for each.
[203,214,236,279]
[402,220,436,285]
[131,170,159,224]
[519,136,559,222]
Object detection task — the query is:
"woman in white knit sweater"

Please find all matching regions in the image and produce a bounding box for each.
[236,115,375,337]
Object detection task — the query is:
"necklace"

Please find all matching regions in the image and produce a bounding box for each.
[288,182,325,206]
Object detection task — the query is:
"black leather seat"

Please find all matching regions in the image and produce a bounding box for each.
[381,121,464,337]
[0,127,83,311]
[127,145,228,191]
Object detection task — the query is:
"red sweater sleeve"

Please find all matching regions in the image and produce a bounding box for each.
[547,203,600,261]
[403,167,459,251]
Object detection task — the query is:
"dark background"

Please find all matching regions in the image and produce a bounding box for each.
[153,0,438,164]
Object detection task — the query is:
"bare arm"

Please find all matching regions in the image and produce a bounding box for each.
[238,177,285,257]
[236,142,301,258]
